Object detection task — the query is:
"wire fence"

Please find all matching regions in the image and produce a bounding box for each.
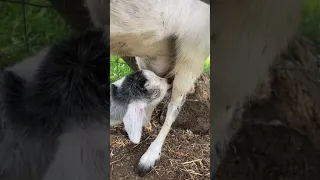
[0,0,71,67]
[0,0,54,54]
[0,0,131,81]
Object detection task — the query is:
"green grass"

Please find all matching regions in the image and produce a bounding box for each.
[110,56,133,82]
[299,0,320,42]
[110,56,211,83]
[204,56,210,74]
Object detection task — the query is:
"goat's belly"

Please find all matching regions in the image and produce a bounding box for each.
[110,32,174,58]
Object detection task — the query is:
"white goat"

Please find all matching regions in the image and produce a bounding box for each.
[85,0,303,178]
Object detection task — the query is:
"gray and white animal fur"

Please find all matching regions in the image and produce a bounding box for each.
[0,30,111,180]
[110,69,170,144]
[85,0,303,177]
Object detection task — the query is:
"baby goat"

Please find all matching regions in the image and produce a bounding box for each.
[110,69,171,144]
[85,0,210,176]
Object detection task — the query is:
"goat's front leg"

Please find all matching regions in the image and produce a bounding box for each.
[136,50,207,176]
[142,103,158,133]
[136,80,186,176]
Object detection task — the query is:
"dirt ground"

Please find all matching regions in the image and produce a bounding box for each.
[216,124,320,180]
[110,116,320,180]
[216,37,320,180]
[110,123,210,180]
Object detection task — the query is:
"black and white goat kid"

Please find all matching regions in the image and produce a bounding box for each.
[110,70,170,144]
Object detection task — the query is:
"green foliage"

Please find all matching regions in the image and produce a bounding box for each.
[110,56,132,83]
[110,56,210,82]
[0,0,70,66]
[300,0,320,42]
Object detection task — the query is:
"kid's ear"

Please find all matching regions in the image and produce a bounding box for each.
[123,101,148,144]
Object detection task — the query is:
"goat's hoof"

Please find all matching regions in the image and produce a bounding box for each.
[135,142,161,176]
[136,164,153,177]
[135,152,159,177]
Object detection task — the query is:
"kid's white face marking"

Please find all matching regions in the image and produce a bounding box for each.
[122,101,148,144]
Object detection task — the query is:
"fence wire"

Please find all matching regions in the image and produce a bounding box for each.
[0,0,54,56]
